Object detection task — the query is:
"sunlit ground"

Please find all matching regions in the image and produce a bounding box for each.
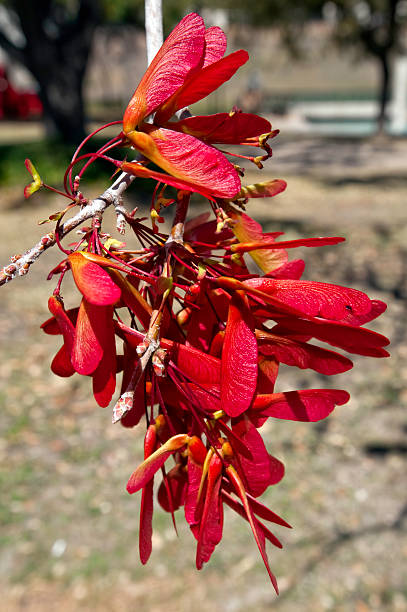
[0,132,406,611]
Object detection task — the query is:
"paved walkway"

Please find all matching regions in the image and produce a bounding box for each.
[270,132,407,178]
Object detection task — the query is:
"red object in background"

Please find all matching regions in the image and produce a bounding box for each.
[0,66,42,119]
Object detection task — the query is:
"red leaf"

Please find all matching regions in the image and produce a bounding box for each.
[172,112,272,144]
[272,316,390,358]
[265,259,305,280]
[46,296,75,354]
[232,236,345,253]
[69,253,121,306]
[51,345,75,377]
[231,416,278,497]
[121,161,219,201]
[257,356,279,394]
[196,454,224,568]
[226,465,279,593]
[71,299,105,376]
[268,454,285,485]
[158,464,187,512]
[221,491,283,549]
[123,13,205,131]
[257,330,353,375]
[186,283,218,351]
[42,303,78,337]
[222,478,292,528]
[229,210,288,274]
[209,331,225,358]
[126,125,241,199]
[138,425,157,565]
[202,26,227,66]
[156,50,249,123]
[126,434,189,494]
[251,389,350,423]
[338,299,387,326]
[163,340,221,385]
[120,399,145,428]
[139,479,154,564]
[185,453,204,529]
[221,293,257,417]
[245,278,373,321]
[92,308,116,407]
[237,180,288,200]
[93,359,116,407]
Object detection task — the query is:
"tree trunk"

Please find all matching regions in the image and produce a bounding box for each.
[0,1,99,143]
[24,31,92,143]
[377,52,391,134]
[40,77,86,143]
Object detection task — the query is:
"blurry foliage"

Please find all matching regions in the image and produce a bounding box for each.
[95,0,194,31]
[0,140,108,189]
[0,0,100,142]
[0,0,405,138]
[0,0,195,26]
[204,0,326,57]
[205,0,406,131]
[0,0,211,142]
[0,140,160,198]
[329,1,407,129]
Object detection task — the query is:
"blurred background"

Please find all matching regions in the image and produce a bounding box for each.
[0,1,406,610]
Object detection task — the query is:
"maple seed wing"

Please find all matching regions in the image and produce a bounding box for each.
[126,126,241,199]
[126,435,189,494]
[202,26,227,66]
[221,294,258,417]
[155,50,249,123]
[230,210,288,274]
[123,13,205,131]
[69,253,121,306]
[244,278,372,321]
[173,112,272,144]
[252,389,350,422]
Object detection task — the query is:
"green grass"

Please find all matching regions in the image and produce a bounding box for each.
[0,139,120,189]
[0,141,73,187]
[0,139,163,210]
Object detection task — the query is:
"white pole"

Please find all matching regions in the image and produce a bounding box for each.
[144,0,163,66]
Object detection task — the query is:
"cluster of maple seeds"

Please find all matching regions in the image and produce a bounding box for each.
[24,13,389,592]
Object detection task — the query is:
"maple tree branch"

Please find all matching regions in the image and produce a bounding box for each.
[0,2,165,288]
[166,191,190,245]
[0,169,137,286]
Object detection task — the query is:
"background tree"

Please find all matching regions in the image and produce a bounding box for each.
[214,0,407,132]
[2,0,404,139]
[0,0,195,142]
[0,0,101,142]
[329,0,406,132]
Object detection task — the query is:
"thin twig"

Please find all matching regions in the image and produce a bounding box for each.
[0,2,165,288]
[0,169,136,286]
